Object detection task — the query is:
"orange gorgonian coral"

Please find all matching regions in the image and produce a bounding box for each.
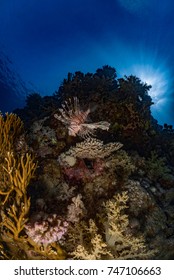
[54,97,110,138]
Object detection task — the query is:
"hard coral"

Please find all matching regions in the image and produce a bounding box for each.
[58,137,122,183]
[59,137,123,164]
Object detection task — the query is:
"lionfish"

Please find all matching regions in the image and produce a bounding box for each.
[54,97,110,138]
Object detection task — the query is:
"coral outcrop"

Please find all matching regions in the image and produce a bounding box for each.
[1,65,174,260]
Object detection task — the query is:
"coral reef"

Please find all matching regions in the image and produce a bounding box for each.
[0,114,64,259]
[64,192,155,260]
[102,192,155,259]
[1,65,174,260]
[58,137,123,184]
[69,219,112,260]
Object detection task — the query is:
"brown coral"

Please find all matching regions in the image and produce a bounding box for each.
[0,152,37,238]
[0,112,23,156]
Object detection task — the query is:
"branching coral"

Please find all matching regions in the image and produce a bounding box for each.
[102,191,156,259]
[70,219,113,260]
[65,192,155,260]
[0,242,9,259]
[0,112,23,156]
[0,151,65,259]
[0,152,37,239]
[24,241,65,260]
[0,112,26,204]
[0,113,68,259]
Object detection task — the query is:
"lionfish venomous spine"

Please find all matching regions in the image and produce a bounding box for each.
[54,97,110,138]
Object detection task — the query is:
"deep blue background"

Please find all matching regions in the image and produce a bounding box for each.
[0,0,174,125]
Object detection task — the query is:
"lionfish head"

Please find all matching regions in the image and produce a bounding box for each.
[54,97,91,137]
